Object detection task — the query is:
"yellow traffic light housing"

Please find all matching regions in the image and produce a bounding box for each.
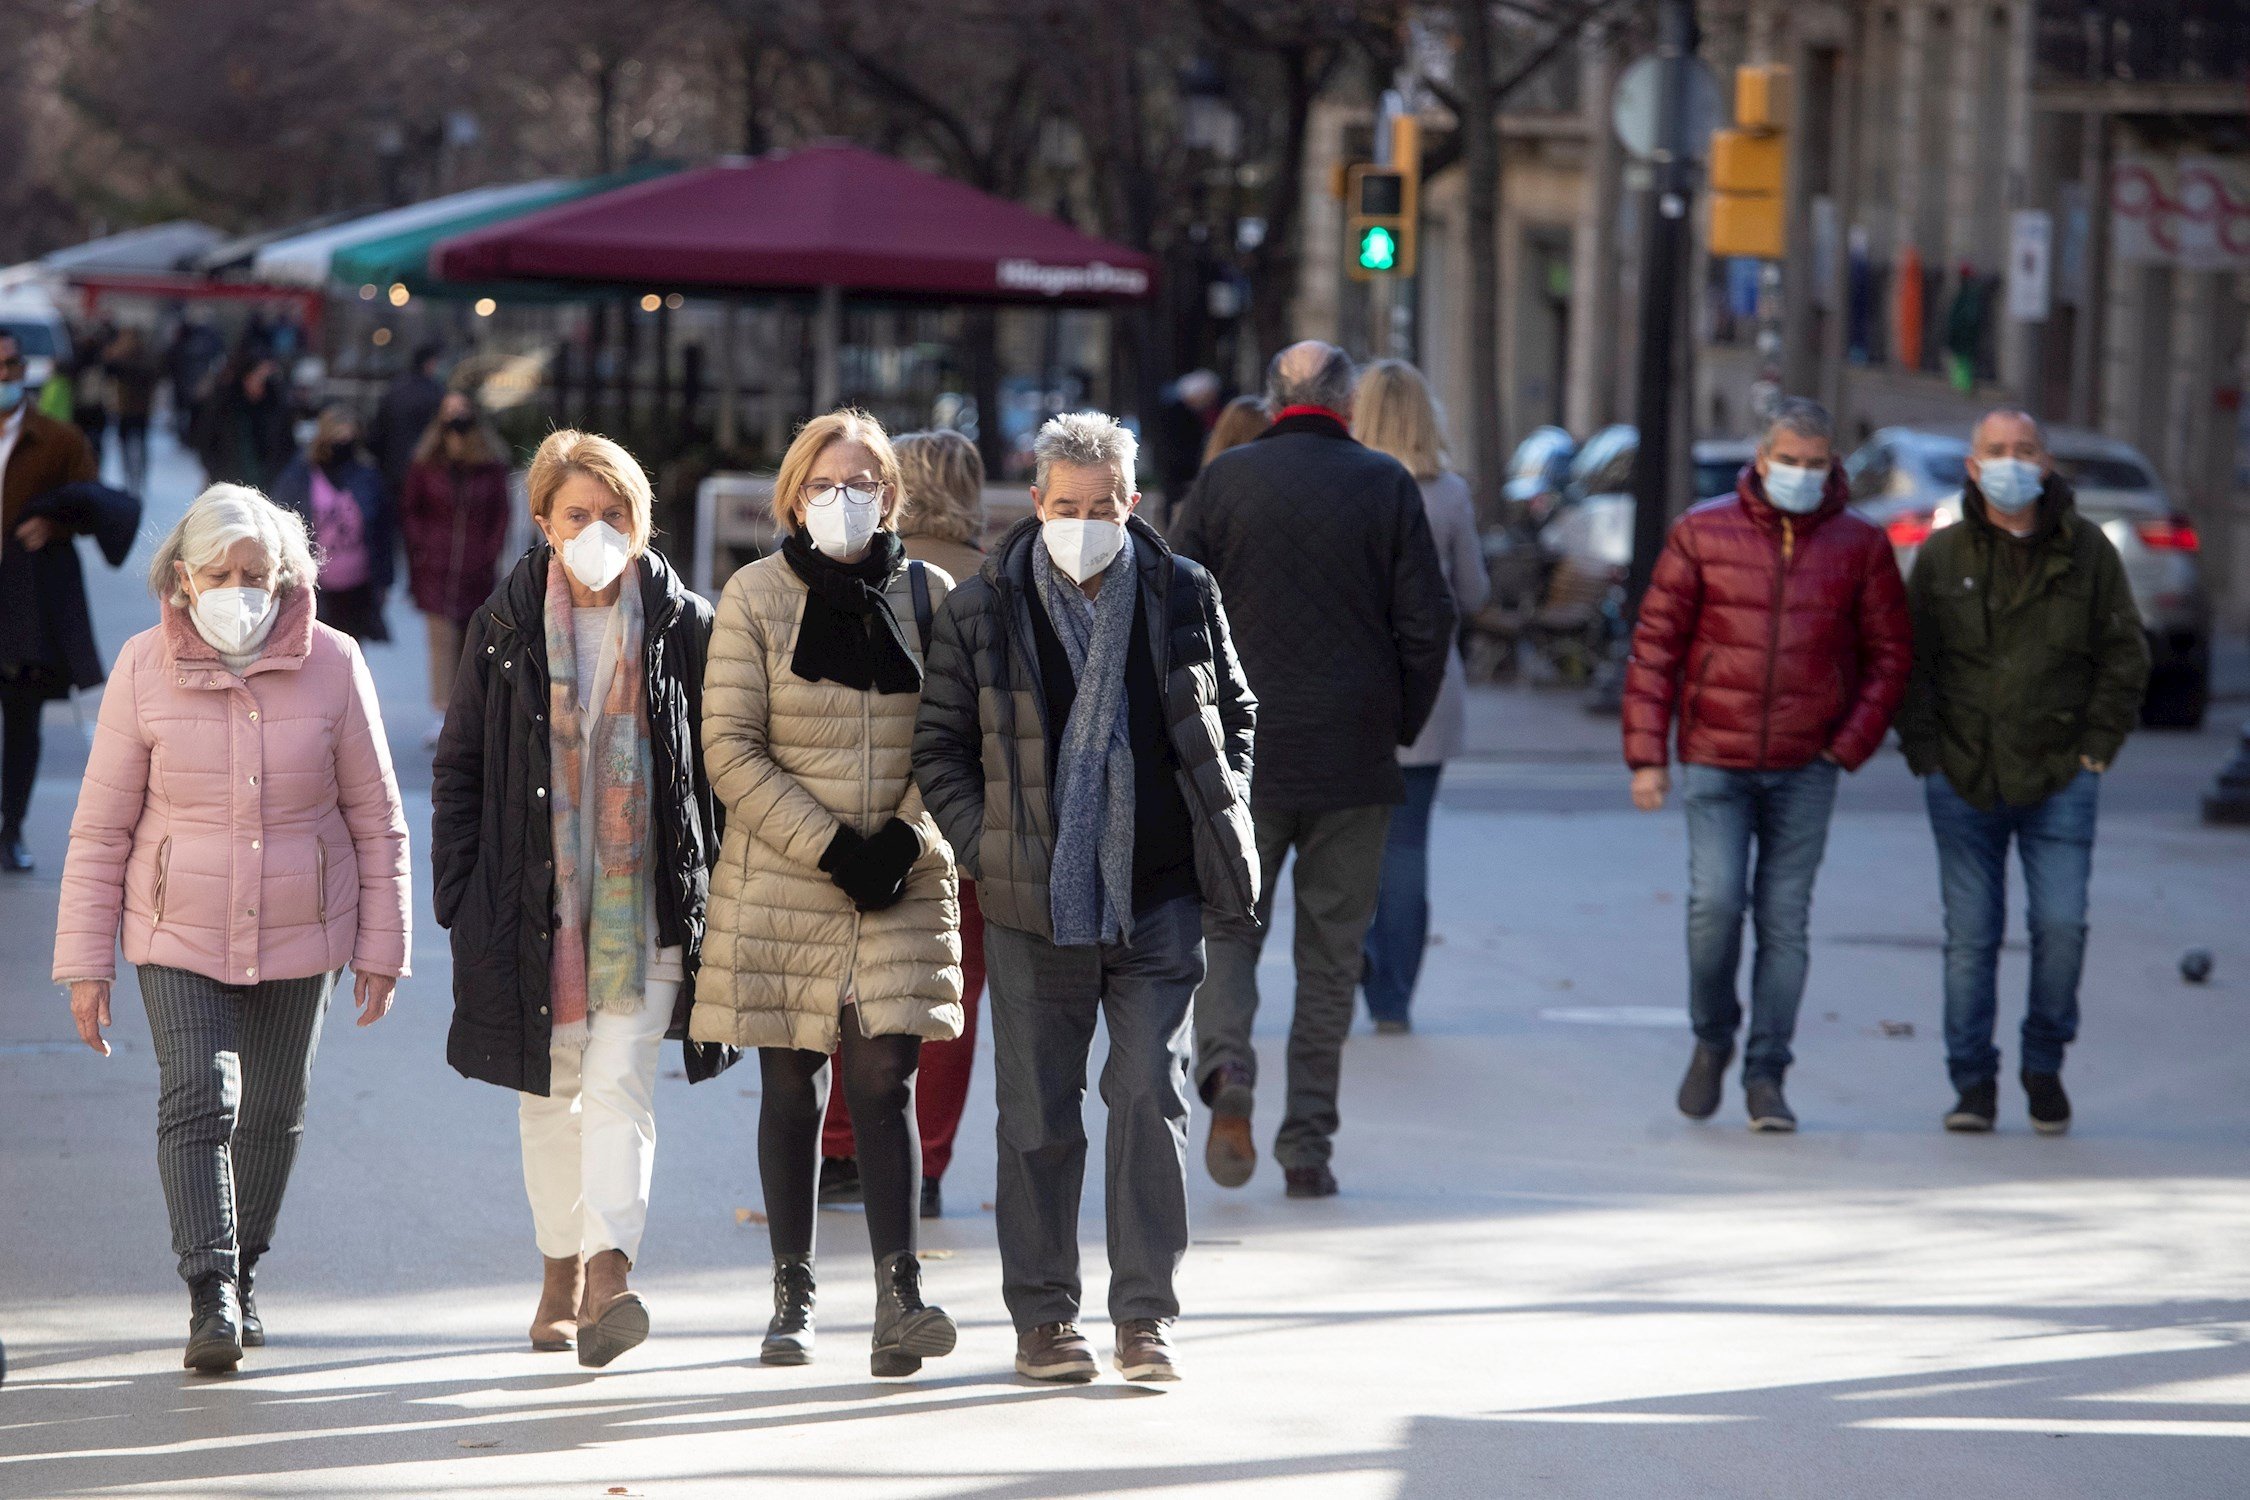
[1707,64,1790,261]
[1346,148,1418,281]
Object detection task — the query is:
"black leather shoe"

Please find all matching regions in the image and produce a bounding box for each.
[1676,1042,1732,1120]
[184,1275,243,1373]
[919,1176,942,1220]
[817,1156,862,1206]
[761,1254,816,1366]
[1284,1164,1339,1199]
[239,1259,265,1347]
[0,831,31,874]
[870,1251,955,1378]
[2021,1069,2071,1136]
[1944,1079,1997,1133]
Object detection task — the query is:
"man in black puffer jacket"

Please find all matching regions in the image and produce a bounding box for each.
[1172,341,1455,1200]
[914,412,1257,1385]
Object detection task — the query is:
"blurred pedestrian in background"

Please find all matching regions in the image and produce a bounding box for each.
[402,392,513,744]
[164,316,225,441]
[914,411,1257,1384]
[68,322,114,457]
[432,431,724,1369]
[51,484,409,1374]
[1623,397,1911,1133]
[190,348,293,490]
[1350,359,1488,1035]
[1152,369,1221,526]
[1897,408,2148,1137]
[272,407,391,645]
[696,409,962,1378]
[0,329,101,873]
[1175,341,1454,1199]
[105,326,159,496]
[1200,395,1271,467]
[820,426,987,1220]
[367,342,446,499]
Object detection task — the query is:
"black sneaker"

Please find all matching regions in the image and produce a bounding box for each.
[1944,1079,1997,1133]
[919,1176,942,1220]
[1744,1077,1797,1133]
[2021,1070,2071,1136]
[817,1156,862,1206]
[1676,1042,1733,1120]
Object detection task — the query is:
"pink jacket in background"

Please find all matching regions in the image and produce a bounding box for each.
[52,587,412,987]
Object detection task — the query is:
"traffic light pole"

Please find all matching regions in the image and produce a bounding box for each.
[1623,0,1701,621]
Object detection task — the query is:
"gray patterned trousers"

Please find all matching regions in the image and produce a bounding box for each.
[137,964,335,1284]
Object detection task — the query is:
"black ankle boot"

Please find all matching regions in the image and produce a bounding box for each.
[870,1251,955,1378]
[184,1275,243,1374]
[761,1254,816,1366]
[238,1258,264,1347]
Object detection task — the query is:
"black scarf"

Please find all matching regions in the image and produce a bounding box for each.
[780,529,923,694]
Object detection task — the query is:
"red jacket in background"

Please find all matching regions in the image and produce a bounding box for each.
[1621,464,1911,773]
[400,458,512,625]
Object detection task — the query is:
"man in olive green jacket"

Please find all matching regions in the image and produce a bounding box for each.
[1896,409,2148,1137]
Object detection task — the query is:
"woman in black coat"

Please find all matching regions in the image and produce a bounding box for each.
[430,430,730,1373]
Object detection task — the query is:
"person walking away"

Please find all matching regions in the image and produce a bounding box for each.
[1895,408,2147,1136]
[165,317,225,442]
[191,350,293,490]
[915,411,1258,1383]
[696,408,963,1378]
[432,430,727,1368]
[819,427,989,1220]
[367,343,446,499]
[1173,341,1455,1198]
[1350,360,1489,1034]
[0,330,101,871]
[1201,395,1271,468]
[402,393,513,746]
[272,407,393,645]
[1152,370,1221,528]
[1622,397,1912,1132]
[52,485,409,1373]
[106,327,159,497]
[69,326,113,462]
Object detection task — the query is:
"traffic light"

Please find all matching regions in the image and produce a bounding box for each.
[1347,164,1414,280]
[1708,64,1790,260]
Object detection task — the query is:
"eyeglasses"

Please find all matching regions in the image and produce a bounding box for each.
[800,480,886,508]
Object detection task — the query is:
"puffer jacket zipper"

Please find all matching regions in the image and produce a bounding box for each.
[1755,517,1794,769]
[316,839,329,923]
[152,836,173,926]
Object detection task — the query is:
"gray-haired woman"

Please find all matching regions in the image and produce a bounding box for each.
[53,483,411,1374]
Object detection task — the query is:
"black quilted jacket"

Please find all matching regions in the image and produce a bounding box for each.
[1173,412,1457,812]
[912,515,1260,942]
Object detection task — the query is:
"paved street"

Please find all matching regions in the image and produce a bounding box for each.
[4,432,2249,1498]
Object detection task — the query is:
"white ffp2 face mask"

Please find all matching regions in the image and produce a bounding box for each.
[805,492,883,559]
[1041,518,1127,583]
[190,585,274,656]
[559,520,632,592]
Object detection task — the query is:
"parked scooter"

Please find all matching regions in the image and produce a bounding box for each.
[1464,426,1575,681]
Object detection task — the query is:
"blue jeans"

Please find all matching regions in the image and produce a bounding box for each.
[1362,764,1443,1025]
[1681,759,1840,1081]
[1926,769,2099,1090]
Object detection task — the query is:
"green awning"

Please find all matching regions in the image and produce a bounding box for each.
[329,162,677,296]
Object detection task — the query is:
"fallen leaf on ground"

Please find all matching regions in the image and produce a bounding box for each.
[456,1439,499,1449]
[922,1249,956,1260]
[735,1207,768,1225]
[1878,1020,1915,1038]
[980,1202,997,1213]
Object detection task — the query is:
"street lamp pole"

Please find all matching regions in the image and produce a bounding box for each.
[1622,0,1700,622]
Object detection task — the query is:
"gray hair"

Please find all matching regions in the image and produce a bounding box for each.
[1267,342,1356,412]
[1759,396,1835,451]
[148,483,318,606]
[1032,410,1139,495]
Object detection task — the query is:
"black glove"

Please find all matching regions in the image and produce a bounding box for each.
[818,825,866,890]
[833,817,920,912]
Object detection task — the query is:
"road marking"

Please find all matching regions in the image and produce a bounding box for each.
[1537,1006,1687,1027]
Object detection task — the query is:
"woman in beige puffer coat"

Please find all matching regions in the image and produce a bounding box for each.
[697,408,962,1380]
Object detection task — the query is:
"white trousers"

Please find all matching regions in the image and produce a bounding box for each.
[518,981,678,1263]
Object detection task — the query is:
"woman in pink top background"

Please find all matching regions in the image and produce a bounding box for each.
[272,406,393,646]
[52,483,410,1376]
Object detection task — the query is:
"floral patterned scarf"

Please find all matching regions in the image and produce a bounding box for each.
[544,555,650,1052]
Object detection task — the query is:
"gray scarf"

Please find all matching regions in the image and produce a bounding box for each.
[1033,530,1138,947]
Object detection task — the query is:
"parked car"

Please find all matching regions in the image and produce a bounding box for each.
[1847,424,2211,727]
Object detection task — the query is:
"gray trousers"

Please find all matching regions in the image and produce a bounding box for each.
[985,896,1203,1330]
[138,964,335,1285]
[1196,803,1392,1170]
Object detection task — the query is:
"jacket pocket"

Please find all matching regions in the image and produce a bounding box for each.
[316,839,330,923]
[152,836,173,927]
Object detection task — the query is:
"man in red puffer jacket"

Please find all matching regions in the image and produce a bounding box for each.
[1622,398,1911,1133]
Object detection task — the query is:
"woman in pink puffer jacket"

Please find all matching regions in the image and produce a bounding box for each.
[52,483,410,1375]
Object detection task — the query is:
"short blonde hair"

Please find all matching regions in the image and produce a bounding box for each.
[771,409,905,533]
[526,429,654,554]
[895,429,985,546]
[1352,359,1450,481]
[149,484,318,607]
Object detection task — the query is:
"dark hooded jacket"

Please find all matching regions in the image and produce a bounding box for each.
[912,514,1260,942]
[1896,475,2149,809]
[431,543,735,1093]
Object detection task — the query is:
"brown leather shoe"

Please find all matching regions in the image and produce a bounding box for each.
[1015,1321,1098,1383]
[576,1249,648,1369]
[530,1255,582,1351]
[1113,1319,1179,1383]
[1203,1063,1258,1188]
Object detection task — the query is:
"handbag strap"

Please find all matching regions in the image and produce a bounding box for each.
[908,559,932,654]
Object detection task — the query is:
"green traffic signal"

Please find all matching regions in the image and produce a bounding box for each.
[1357,224,1398,271]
